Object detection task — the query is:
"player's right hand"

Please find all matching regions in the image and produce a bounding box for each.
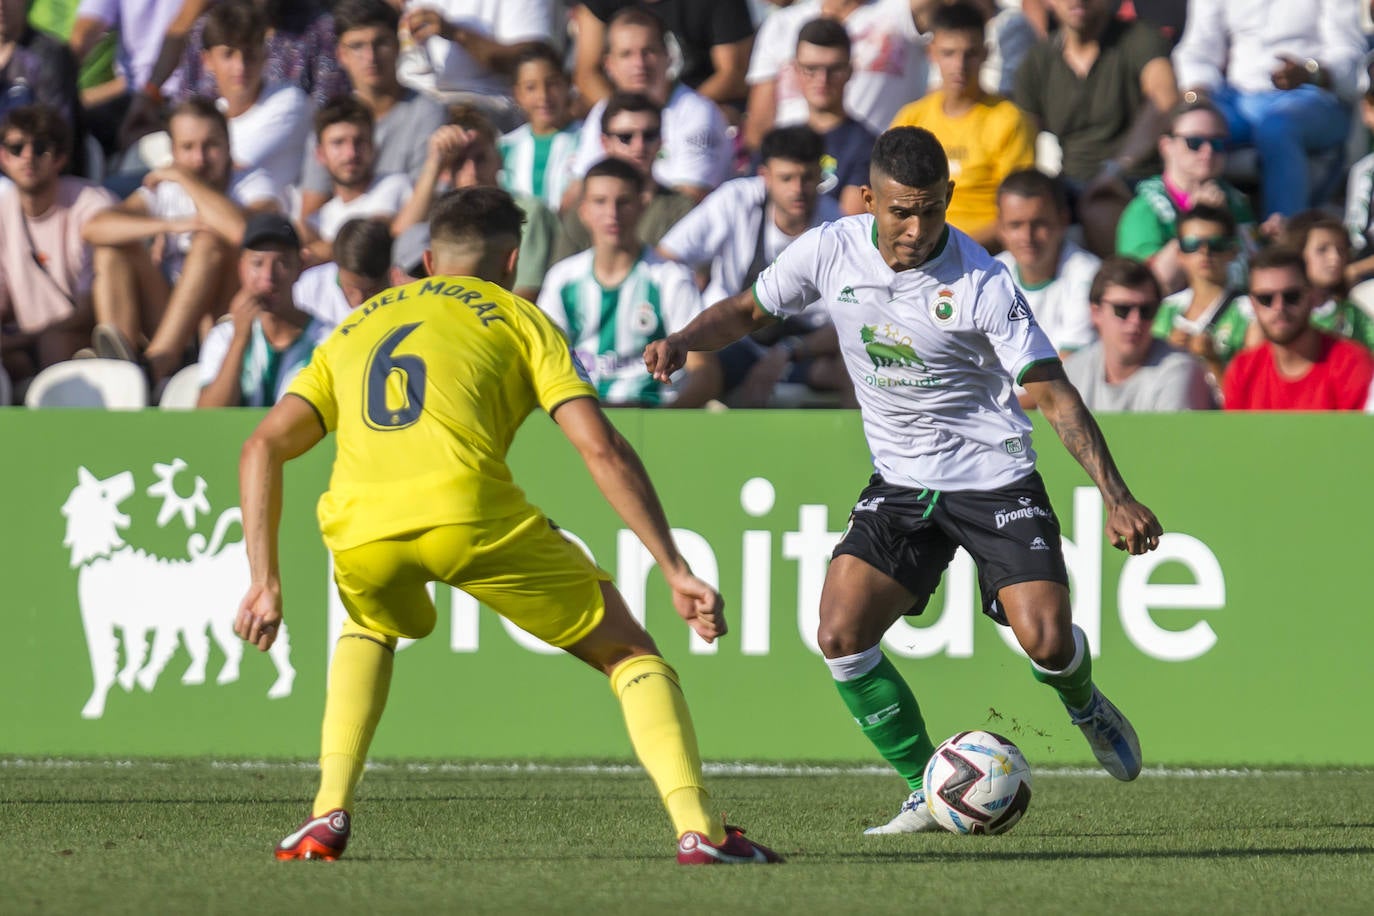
[235,581,284,652]
[644,336,687,382]
[666,570,727,643]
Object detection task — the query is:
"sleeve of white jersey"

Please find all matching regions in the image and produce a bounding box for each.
[656,184,731,267]
[197,322,234,389]
[751,226,822,317]
[976,262,1060,384]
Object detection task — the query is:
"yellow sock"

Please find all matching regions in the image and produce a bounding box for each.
[313,626,396,817]
[610,654,724,843]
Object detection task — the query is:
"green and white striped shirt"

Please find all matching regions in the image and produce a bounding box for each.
[499,123,582,213]
[537,247,703,405]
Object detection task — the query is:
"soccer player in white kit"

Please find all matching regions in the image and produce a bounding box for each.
[645,127,1163,833]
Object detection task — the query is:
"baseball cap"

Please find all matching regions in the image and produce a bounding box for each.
[392,222,430,278]
[242,212,301,251]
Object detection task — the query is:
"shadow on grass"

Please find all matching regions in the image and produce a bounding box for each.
[817,845,1374,864]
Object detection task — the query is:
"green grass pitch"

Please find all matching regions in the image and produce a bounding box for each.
[3,758,1373,915]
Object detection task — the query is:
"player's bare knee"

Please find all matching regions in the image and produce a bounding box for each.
[816,622,868,660]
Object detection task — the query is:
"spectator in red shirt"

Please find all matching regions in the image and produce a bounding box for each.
[1222,246,1374,411]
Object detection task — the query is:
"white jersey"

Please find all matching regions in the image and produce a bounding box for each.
[995,239,1099,354]
[753,216,1059,490]
[538,246,703,405]
[499,123,581,212]
[309,173,413,243]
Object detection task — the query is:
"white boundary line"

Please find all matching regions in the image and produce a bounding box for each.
[1,758,1366,778]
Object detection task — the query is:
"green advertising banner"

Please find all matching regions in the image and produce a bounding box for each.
[2,410,1369,766]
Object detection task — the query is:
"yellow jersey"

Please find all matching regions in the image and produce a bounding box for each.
[288,275,598,551]
[889,91,1035,236]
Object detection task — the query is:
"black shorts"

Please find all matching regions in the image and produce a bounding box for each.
[831,471,1069,625]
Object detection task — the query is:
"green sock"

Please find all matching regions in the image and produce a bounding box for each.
[1030,624,1094,712]
[832,653,935,791]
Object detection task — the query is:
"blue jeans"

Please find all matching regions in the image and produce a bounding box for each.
[1211,83,1351,217]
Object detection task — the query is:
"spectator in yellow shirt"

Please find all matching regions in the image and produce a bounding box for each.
[889,1,1034,249]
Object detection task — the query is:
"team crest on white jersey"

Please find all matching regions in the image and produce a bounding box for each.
[60,461,295,720]
[931,288,957,325]
[631,301,659,335]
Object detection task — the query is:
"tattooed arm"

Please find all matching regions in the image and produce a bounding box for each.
[1021,362,1164,555]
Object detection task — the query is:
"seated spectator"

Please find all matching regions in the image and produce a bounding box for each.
[1344,84,1374,289]
[0,105,116,382]
[390,221,428,285]
[1172,0,1365,218]
[397,0,550,132]
[745,0,933,145]
[174,0,347,107]
[1013,0,1179,256]
[393,106,560,301]
[197,214,327,407]
[301,97,412,262]
[537,157,705,406]
[1064,255,1214,411]
[1116,98,1257,294]
[570,8,733,202]
[926,0,1037,97]
[994,169,1098,358]
[891,1,1035,247]
[554,92,696,262]
[83,97,281,385]
[791,17,875,216]
[1278,211,1374,350]
[1223,246,1374,410]
[199,0,312,194]
[1153,204,1256,384]
[296,0,447,222]
[571,0,755,111]
[293,218,392,326]
[0,0,81,150]
[659,125,850,406]
[499,44,580,213]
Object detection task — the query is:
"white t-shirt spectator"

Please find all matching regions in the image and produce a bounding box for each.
[293,261,355,326]
[75,0,184,92]
[222,83,313,194]
[308,173,413,243]
[747,0,928,136]
[197,316,334,406]
[659,175,842,303]
[137,168,281,280]
[995,239,1099,354]
[397,0,551,97]
[572,83,732,192]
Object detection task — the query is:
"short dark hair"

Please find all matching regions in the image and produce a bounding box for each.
[605,7,667,51]
[1279,209,1350,254]
[430,187,527,248]
[760,125,823,167]
[1167,96,1226,132]
[871,127,948,189]
[334,218,393,280]
[1177,203,1236,237]
[585,156,646,194]
[602,91,661,132]
[1249,245,1309,279]
[996,168,1068,212]
[797,17,850,53]
[167,96,229,140]
[332,0,400,37]
[931,1,987,36]
[203,0,267,52]
[512,43,565,78]
[1089,256,1162,305]
[315,95,373,140]
[0,104,71,159]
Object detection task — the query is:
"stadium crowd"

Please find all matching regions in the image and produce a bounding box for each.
[2,0,1373,411]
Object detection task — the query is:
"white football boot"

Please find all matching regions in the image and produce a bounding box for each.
[864,789,941,835]
[1069,686,1142,781]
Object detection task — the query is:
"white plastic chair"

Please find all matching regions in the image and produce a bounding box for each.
[24,359,149,409]
[157,364,202,409]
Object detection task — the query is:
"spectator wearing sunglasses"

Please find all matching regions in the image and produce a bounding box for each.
[1064,256,1214,412]
[1279,211,1374,351]
[1153,204,1257,384]
[1223,246,1374,411]
[1117,98,1257,295]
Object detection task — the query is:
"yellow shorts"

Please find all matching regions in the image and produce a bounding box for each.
[331,506,611,647]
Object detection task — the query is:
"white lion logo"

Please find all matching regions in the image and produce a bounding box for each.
[62,465,296,719]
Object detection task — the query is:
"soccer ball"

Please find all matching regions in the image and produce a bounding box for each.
[923,730,1033,835]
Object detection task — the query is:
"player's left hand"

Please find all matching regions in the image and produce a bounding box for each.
[665,570,727,643]
[234,581,284,652]
[1106,500,1163,555]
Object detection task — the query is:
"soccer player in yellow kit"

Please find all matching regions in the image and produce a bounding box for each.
[232,187,780,866]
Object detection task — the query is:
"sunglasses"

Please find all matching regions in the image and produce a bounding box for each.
[1101,301,1160,321]
[2,138,52,158]
[1179,234,1237,254]
[1251,288,1305,308]
[605,128,661,145]
[1175,135,1226,153]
